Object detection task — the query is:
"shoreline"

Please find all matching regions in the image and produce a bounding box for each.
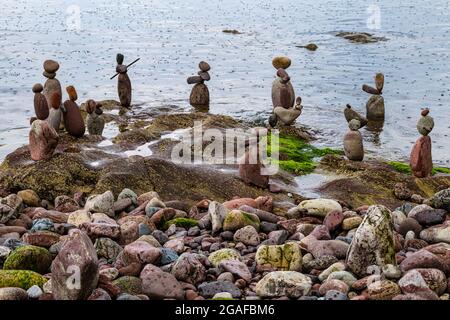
[1,102,450,300]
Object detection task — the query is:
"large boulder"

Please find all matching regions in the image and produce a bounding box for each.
[255,271,312,298]
[346,205,396,277]
[51,230,99,300]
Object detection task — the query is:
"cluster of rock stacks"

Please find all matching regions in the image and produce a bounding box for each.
[1,187,450,301]
[343,75,435,179]
[29,60,105,161]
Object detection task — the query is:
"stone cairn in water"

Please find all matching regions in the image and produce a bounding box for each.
[410,108,434,178]
[363,73,385,121]
[42,60,63,131]
[269,56,303,127]
[344,104,367,128]
[239,128,269,189]
[116,54,132,109]
[343,119,364,161]
[86,100,105,136]
[62,86,85,138]
[187,61,211,111]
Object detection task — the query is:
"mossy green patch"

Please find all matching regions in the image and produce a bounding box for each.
[112,276,143,295]
[0,270,48,289]
[163,218,198,230]
[3,245,52,274]
[267,133,341,175]
[388,161,450,176]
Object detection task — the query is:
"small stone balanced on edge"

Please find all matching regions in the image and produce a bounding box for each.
[343,119,364,161]
[363,73,385,121]
[43,60,63,131]
[344,104,368,128]
[62,86,86,138]
[116,53,132,108]
[269,56,303,127]
[32,83,49,121]
[86,100,105,136]
[187,61,211,110]
[239,128,269,188]
[410,108,434,178]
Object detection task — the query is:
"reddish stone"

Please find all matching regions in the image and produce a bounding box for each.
[149,208,176,225]
[0,226,27,236]
[22,231,60,247]
[239,146,269,189]
[51,229,99,300]
[400,249,448,274]
[118,262,142,277]
[223,198,258,210]
[63,98,85,138]
[29,120,59,161]
[31,208,68,223]
[324,210,344,232]
[255,196,273,212]
[80,222,120,239]
[123,240,161,265]
[410,135,432,178]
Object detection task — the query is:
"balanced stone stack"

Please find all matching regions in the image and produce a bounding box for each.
[363,73,385,121]
[344,104,367,128]
[270,56,303,126]
[62,86,85,138]
[343,119,364,161]
[86,100,105,136]
[187,61,211,111]
[116,54,132,109]
[32,83,49,122]
[42,60,63,131]
[410,109,434,178]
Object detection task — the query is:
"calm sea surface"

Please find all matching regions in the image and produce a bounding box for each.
[0,0,449,164]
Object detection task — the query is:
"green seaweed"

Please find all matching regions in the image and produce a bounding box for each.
[163,218,198,230]
[388,161,450,176]
[267,133,341,175]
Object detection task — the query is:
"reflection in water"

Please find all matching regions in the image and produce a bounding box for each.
[365,120,385,146]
